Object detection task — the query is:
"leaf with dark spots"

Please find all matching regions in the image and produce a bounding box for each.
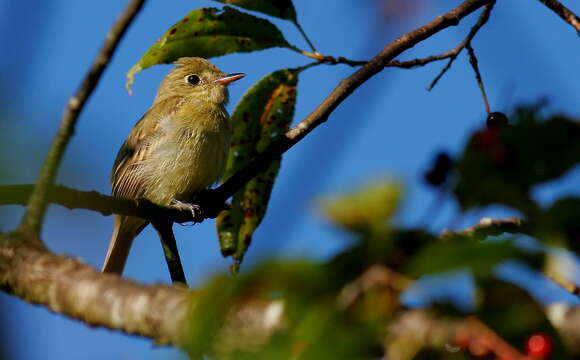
[211,0,297,21]
[216,69,299,266]
[126,7,290,89]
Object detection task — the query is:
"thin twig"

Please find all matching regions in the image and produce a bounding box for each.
[546,272,580,298]
[294,3,495,86]
[466,43,491,113]
[17,0,146,240]
[214,0,495,204]
[427,1,495,90]
[440,216,525,241]
[538,0,580,32]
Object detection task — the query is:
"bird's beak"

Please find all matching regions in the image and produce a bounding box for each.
[213,73,245,85]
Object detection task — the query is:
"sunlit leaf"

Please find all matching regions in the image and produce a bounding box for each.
[319,181,401,234]
[211,0,297,22]
[216,68,299,267]
[127,7,290,89]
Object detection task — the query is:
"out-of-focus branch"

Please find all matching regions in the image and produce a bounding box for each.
[17,0,146,240]
[441,217,580,300]
[538,0,580,32]
[385,312,529,359]
[0,234,190,346]
[440,216,525,241]
[546,272,580,297]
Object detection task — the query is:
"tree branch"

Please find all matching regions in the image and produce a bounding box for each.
[0,184,202,223]
[538,0,580,32]
[440,216,525,241]
[427,1,495,90]
[0,235,190,346]
[17,0,146,240]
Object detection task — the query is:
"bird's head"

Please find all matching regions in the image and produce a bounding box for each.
[155,57,245,105]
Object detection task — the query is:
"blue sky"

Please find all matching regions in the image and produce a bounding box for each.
[1,1,580,358]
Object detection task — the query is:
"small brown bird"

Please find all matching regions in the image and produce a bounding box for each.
[102,57,245,274]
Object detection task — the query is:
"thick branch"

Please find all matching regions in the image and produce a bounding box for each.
[538,0,580,32]
[18,0,146,239]
[215,0,494,203]
[0,235,190,346]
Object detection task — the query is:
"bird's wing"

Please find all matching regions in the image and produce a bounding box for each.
[111,96,183,199]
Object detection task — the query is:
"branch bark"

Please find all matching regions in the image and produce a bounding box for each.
[0,234,190,346]
[538,0,580,32]
[0,184,201,223]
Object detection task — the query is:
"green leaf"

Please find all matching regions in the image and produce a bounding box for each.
[319,181,401,235]
[216,68,299,266]
[407,239,543,280]
[127,7,290,89]
[211,0,297,22]
[454,106,580,214]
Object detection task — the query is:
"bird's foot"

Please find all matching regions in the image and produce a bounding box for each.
[171,199,201,220]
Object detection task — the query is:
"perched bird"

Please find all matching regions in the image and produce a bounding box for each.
[102,57,245,274]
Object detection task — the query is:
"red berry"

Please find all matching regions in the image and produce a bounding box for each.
[525,333,553,359]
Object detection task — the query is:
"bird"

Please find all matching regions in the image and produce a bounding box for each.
[101,57,245,274]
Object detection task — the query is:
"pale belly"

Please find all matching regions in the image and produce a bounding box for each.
[142,129,230,205]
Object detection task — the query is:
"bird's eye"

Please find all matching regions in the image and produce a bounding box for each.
[186,74,200,85]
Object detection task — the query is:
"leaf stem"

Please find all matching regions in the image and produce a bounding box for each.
[292,20,317,53]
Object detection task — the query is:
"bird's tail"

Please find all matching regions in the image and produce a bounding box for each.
[102,215,148,274]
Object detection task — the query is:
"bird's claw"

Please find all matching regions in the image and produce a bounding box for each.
[171,199,201,219]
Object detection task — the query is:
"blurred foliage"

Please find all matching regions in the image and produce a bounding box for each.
[319,181,401,236]
[180,104,580,358]
[476,280,568,358]
[454,106,580,216]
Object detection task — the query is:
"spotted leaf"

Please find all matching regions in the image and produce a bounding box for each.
[216,69,299,269]
[127,7,291,90]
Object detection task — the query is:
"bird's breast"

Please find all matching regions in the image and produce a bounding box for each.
[142,117,230,205]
